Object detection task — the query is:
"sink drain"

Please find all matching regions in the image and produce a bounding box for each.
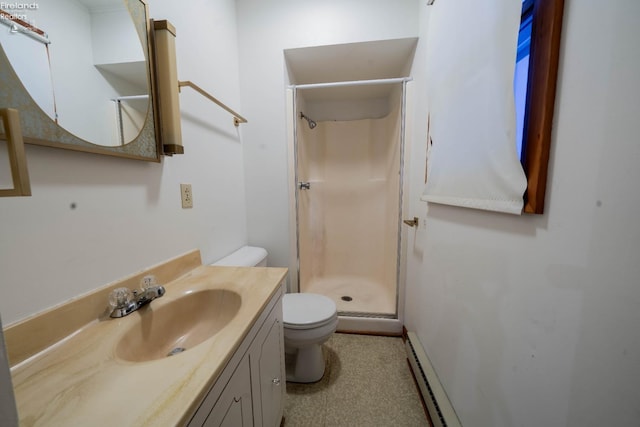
[341,296,353,302]
[167,347,186,357]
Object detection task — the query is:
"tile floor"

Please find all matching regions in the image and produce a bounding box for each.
[283,333,430,426]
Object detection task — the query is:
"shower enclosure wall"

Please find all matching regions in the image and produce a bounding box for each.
[288,79,411,334]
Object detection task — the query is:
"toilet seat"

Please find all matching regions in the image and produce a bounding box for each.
[283,293,337,330]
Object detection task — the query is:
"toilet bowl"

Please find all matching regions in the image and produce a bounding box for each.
[282,293,337,383]
[213,246,337,383]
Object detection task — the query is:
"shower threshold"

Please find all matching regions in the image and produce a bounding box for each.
[338,311,397,320]
[336,314,403,336]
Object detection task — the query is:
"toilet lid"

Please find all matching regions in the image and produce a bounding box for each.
[283,293,337,329]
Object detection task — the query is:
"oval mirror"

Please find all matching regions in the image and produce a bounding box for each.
[0,0,160,161]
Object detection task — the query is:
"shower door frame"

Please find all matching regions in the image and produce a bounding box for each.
[286,78,413,335]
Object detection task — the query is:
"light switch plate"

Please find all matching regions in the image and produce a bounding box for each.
[180,184,193,208]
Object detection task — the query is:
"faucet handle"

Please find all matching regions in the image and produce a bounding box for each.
[108,287,138,318]
[140,275,157,290]
[138,275,165,301]
[108,287,134,310]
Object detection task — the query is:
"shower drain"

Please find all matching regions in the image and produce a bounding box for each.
[341,296,353,302]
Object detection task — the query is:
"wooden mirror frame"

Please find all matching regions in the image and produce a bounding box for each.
[521,0,565,214]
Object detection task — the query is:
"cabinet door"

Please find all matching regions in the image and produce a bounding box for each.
[250,297,285,427]
[257,317,285,427]
[203,356,253,427]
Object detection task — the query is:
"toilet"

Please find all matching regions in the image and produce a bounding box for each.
[213,246,337,383]
[281,292,337,383]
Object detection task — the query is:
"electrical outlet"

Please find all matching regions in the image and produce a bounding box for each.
[180,183,193,208]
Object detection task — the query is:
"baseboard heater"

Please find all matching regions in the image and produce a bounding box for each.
[405,331,462,427]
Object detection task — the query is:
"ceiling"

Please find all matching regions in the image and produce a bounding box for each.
[284,38,418,103]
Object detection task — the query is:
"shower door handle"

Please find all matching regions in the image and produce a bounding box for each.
[298,181,311,190]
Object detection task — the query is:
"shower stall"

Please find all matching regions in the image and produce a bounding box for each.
[287,78,412,334]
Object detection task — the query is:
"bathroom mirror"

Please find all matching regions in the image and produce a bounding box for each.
[0,0,160,162]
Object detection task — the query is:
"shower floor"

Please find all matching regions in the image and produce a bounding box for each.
[303,275,396,316]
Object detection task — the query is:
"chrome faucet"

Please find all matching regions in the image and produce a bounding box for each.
[108,275,165,318]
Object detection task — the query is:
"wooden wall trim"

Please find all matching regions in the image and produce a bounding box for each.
[522,0,565,214]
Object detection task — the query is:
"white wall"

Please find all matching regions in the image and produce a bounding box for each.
[405,1,640,426]
[0,0,247,325]
[235,0,421,270]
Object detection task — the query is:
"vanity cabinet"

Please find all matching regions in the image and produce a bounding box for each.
[203,356,253,427]
[189,284,285,427]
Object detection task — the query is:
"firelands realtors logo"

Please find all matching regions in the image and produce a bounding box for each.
[1,2,38,8]
[1,3,40,32]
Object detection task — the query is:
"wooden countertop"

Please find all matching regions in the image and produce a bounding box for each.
[9,263,287,426]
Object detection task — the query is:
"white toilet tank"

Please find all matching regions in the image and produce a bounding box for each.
[213,246,268,267]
